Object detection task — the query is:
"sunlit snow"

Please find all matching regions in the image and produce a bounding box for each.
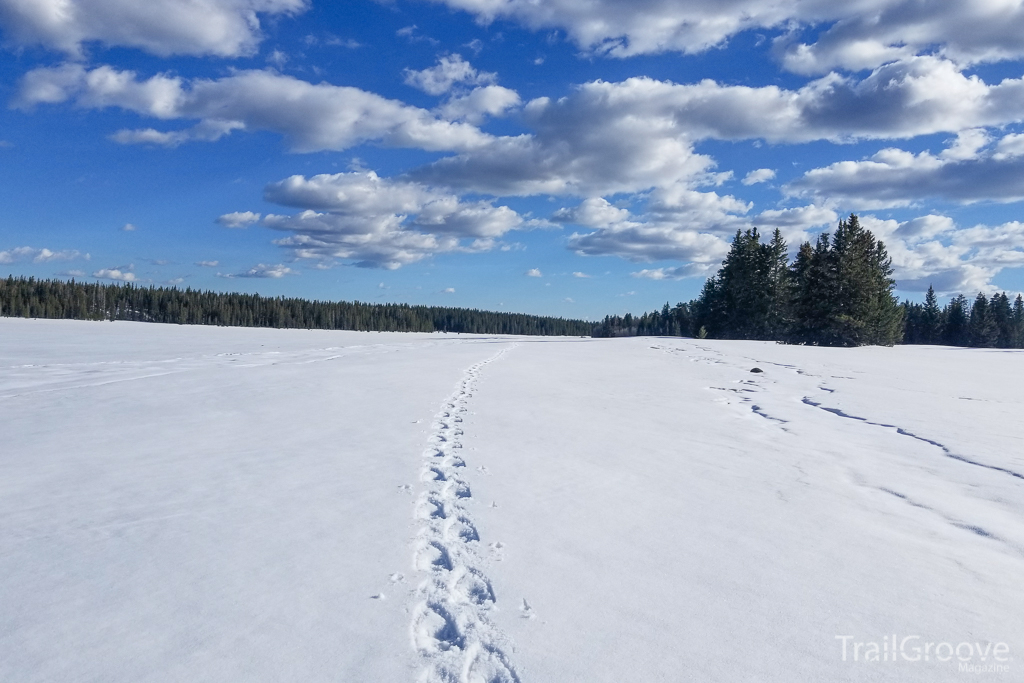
[1,318,1021,681]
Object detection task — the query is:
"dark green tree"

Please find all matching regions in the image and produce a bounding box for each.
[990,292,1014,348]
[968,293,997,347]
[943,295,970,346]
[921,285,942,344]
[1013,294,1024,348]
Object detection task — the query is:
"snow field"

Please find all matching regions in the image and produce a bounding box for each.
[1,318,1022,682]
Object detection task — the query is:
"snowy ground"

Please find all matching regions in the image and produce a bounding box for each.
[1,317,1021,682]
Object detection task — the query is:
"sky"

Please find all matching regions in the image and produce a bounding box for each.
[2,0,1024,321]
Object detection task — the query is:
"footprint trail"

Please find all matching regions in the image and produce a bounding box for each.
[411,345,521,683]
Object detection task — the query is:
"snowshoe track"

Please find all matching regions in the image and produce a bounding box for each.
[411,345,521,683]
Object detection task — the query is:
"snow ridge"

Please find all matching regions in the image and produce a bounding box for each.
[411,345,521,683]
[801,397,1024,481]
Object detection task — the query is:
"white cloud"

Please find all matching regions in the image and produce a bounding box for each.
[787,131,1024,208]
[438,85,521,124]
[525,268,542,277]
[0,0,306,58]
[255,171,529,269]
[220,263,296,278]
[403,54,496,95]
[195,260,219,267]
[753,205,836,230]
[57,269,87,277]
[442,287,455,293]
[93,268,136,281]
[17,65,492,154]
[267,49,288,68]
[631,264,715,280]
[429,0,1024,74]
[121,222,136,231]
[775,4,1024,75]
[850,215,1024,295]
[414,60,1024,198]
[0,246,88,263]
[572,271,591,278]
[217,211,262,228]
[742,168,775,185]
[554,197,632,227]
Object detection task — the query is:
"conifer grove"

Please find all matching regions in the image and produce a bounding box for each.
[594,215,1024,348]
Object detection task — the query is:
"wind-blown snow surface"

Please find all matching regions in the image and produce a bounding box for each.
[1,318,1021,682]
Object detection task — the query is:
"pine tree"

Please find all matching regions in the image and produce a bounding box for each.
[990,292,1014,348]
[921,285,942,344]
[1013,294,1024,348]
[789,234,832,344]
[969,293,997,347]
[943,295,969,346]
[762,228,792,339]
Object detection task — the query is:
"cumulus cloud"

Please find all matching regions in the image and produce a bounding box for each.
[775,3,1024,75]
[753,205,836,230]
[217,211,262,228]
[93,268,136,281]
[0,246,88,263]
[852,215,1024,295]
[233,263,295,278]
[631,264,715,280]
[429,0,1024,74]
[561,196,735,266]
[121,222,136,231]
[414,60,1024,198]
[572,271,591,278]
[249,171,529,269]
[437,85,521,124]
[195,260,220,267]
[17,65,492,154]
[742,168,776,185]
[525,268,542,277]
[403,54,495,95]
[0,0,306,58]
[787,131,1024,207]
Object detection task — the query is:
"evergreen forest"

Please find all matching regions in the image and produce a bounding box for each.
[594,215,1024,348]
[0,276,592,336]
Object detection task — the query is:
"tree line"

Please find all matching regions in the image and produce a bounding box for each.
[595,214,1024,348]
[0,276,593,336]
[903,287,1024,348]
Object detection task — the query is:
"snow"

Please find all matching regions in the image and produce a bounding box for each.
[1,317,1021,682]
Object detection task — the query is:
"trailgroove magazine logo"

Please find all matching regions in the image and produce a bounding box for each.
[836,635,1012,674]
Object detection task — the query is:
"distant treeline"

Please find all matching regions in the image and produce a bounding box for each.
[0,276,593,336]
[903,288,1024,348]
[595,214,1024,348]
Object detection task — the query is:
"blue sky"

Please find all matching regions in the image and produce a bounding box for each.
[2,0,1024,320]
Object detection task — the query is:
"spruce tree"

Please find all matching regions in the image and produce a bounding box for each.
[1013,294,1024,348]
[969,293,997,347]
[943,295,970,346]
[789,234,833,344]
[762,228,792,340]
[921,285,942,344]
[990,292,1014,348]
